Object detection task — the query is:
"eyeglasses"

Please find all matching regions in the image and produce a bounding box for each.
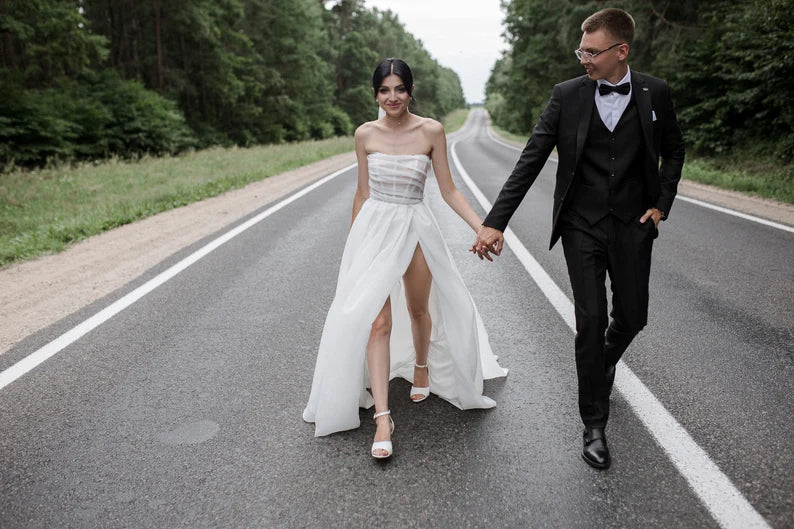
[574,42,623,62]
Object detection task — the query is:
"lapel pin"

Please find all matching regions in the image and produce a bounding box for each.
[643,87,649,91]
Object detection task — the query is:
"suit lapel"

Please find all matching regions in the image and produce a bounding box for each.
[631,71,654,160]
[575,78,595,166]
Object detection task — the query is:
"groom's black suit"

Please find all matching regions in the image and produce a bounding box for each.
[483,70,685,428]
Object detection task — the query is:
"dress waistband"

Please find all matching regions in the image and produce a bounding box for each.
[368,189,423,205]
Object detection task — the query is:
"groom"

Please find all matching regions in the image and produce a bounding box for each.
[473,8,685,469]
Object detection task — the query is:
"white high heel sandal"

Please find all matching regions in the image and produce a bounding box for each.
[371,410,395,459]
[410,363,430,403]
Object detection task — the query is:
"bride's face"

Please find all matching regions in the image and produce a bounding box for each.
[376,74,412,117]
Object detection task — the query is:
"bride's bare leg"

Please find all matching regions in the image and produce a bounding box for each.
[404,244,432,396]
[367,298,392,455]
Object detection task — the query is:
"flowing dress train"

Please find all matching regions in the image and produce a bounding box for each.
[302,152,507,436]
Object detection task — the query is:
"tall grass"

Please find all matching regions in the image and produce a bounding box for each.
[0,137,352,266]
[682,158,793,204]
[491,125,528,144]
[442,108,471,133]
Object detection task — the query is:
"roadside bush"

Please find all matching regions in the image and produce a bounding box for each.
[95,71,196,157]
[0,71,195,167]
[0,75,78,165]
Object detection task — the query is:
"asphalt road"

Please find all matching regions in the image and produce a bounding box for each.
[1,109,792,528]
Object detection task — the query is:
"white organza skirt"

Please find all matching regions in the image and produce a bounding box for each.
[302,197,507,436]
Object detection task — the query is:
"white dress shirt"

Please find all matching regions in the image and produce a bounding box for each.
[595,66,631,132]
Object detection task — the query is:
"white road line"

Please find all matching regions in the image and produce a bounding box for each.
[0,163,357,391]
[675,195,794,233]
[450,139,771,529]
[484,116,792,233]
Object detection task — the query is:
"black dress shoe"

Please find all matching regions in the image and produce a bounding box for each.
[582,428,611,469]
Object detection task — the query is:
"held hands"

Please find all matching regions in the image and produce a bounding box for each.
[470,210,660,263]
[470,226,504,262]
[639,207,664,229]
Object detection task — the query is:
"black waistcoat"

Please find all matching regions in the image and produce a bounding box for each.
[567,96,647,225]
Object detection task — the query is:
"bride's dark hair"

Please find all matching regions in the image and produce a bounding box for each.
[372,58,415,101]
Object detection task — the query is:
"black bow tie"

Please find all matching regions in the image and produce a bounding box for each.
[598,82,630,96]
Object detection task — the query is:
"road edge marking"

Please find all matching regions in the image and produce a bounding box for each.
[675,195,794,233]
[0,163,357,391]
[450,137,771,529]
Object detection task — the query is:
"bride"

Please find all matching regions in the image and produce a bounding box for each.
[302,58,507,459]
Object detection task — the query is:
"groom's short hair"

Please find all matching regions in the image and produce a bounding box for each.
[581,8,635,45]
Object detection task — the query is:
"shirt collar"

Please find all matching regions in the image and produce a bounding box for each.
[597,66,631,88]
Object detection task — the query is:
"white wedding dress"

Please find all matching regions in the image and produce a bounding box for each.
[302,152,508,436]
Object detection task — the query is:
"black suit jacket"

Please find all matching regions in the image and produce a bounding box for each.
[483,70,686,249]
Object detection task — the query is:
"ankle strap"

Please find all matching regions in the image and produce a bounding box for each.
[373,410,391,419]
[415,363,427,369]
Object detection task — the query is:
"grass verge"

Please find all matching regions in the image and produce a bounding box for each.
[488,126,793,204]
[491,125,528,144]
[681,158,793,204]
[442,108,471,133]
[0,137,353,267]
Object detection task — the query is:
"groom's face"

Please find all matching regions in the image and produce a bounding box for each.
[579,28,628,83]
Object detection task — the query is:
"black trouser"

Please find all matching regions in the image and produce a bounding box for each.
[560,211,656,428]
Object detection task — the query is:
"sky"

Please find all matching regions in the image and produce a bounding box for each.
[363,0,508,104]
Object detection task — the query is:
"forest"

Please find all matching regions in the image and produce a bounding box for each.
[0,0,466,167]
[486,0,793,181]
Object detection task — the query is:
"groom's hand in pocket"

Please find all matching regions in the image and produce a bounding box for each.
[639,207,663,229]
[471,226,504,261]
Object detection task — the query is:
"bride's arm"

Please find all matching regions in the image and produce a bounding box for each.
[350,125,371,227]
[428,120,484,235]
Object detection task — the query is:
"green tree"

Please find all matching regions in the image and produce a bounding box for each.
[324,1,466,125]
[671,0,794,159]
[487,0,793,162]
[0,0,193,166]
[1,0,465,166]
[485,0,586,133]
[0,0,107,87]
[246,0,350,141]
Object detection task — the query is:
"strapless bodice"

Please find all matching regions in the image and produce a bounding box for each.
[367,152,430,205]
